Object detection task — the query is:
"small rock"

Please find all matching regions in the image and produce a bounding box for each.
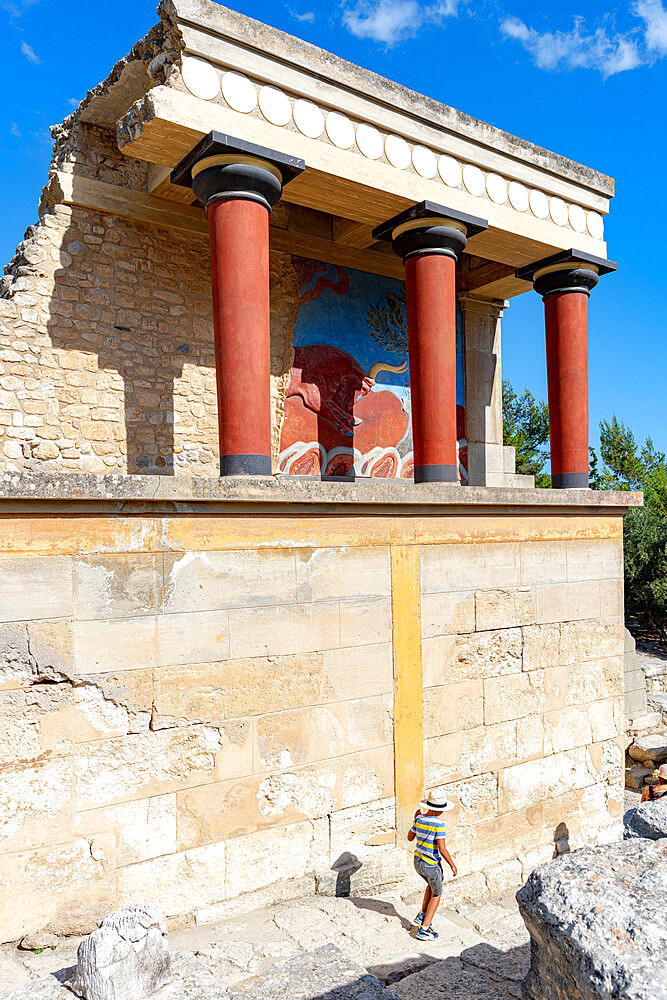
[624,801,667,840]
[72,904,170,1000]
[626,763,653,790]
[19,931,59,951]
[628,734,667,764]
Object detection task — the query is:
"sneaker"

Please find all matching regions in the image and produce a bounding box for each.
[414,911,424,926]
[416,925,439,941]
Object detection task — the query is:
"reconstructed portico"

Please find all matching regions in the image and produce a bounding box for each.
[0,0,640,944]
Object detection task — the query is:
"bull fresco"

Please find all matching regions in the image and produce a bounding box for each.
[278,256,466,479]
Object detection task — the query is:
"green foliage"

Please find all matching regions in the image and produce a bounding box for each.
[501,380,551,487]
[595,415,667,634]
[597,416,667,517]
[366,288,408,356]
[623,507,667,633]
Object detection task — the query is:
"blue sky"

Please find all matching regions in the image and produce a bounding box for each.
[1,0,666,455]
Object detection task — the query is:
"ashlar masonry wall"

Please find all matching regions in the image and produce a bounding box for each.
[0,484,626,942]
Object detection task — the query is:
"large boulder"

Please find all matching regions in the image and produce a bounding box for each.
[72,905,170,1000]
[517,840,667,1000]
[628,734,667,764]
[624,800,667,840]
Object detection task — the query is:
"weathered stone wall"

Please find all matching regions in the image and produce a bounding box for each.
[0,500,625,942]
[0,128,299,476]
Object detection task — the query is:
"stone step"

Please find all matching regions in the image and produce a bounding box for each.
[224,944,399,999]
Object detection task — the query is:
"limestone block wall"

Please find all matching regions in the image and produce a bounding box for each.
[0,497,625,942]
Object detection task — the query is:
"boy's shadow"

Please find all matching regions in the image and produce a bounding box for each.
[331,852,413,932]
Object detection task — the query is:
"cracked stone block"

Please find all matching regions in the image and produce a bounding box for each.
[72,904,170,1000]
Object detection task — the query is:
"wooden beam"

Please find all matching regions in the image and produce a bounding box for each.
[51,171,404,281]
[458,261,516,293]
[333,217,376,249]
[147,163,197,205]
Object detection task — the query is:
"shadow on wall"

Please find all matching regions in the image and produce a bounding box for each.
[46,209,217,475]
[553,822,571,859]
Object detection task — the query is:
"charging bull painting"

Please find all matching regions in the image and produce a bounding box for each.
[278,256,466,479]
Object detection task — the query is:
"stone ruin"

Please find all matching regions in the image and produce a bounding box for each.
[624,799,667,841]
[72,905,170,1000]
[518,839,667,1000]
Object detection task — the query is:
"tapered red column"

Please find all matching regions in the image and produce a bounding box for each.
[405,251,458,481]
[172,132,304,475]
[374,201,487,483]
[517,250,616,489]
[206,196,271,475]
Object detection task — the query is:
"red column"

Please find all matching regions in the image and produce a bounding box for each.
[405,252,458,482]
[208,198,271,476]
[544,291,589,490]
[171,135,304,476]
[372,204,487,484]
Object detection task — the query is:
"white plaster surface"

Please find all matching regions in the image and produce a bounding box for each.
[549,196,568,226]
[412,145,437,178]
[568,204,587,233]
[587,211,604,239]
[462,164,485,196]
[384,135,410,169]
[181,57,219,101]
[258,86,291,126]
[356,123,383,159]
[529,189,549,219]
[221,72,256,113]
[486,173,507,205]
[325,112,355,149]
[293,99,324,138]
[438,155,462,187]
[508,181,529,212]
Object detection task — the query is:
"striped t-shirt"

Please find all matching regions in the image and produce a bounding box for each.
[411,813,446,866]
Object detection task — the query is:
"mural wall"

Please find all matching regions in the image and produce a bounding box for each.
[278,256,466,479]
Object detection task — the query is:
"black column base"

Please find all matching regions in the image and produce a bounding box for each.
[220,454,272,476]
[551,472,589,489]
[414,464,459,484]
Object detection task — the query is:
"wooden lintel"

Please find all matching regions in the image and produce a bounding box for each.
[147,162,197,205]
[458,261,516,294]
[51,171,404,282]
[333,217,376,249]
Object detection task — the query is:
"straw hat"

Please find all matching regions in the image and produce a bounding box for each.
[419,788,456,813]
[653,764,667,782]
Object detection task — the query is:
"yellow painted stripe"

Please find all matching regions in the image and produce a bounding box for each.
[0,511,622,556]
[391,544,424,846]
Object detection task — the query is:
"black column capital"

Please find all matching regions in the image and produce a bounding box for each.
[373,200,488,262]
[171,131,305,212]
[516,249,616,300]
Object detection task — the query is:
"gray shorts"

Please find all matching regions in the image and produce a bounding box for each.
[414,855,443,895]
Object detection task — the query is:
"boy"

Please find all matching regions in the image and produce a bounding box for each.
[407,788,457,941]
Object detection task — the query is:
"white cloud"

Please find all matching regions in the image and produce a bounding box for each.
[0,0,40,17]
[342,0,457,46]
[9,121,21,137]
[68,97,79,107]
[288,7,315,22]
[20,40,41,64]
[635,0,667,53]
[502,2,667,77]
[500,15,642,77]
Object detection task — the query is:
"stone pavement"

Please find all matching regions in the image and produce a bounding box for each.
[0,887,530,1000]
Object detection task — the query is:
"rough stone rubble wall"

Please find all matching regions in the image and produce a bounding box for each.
[0,121,298,474]
[0,510,625,942]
